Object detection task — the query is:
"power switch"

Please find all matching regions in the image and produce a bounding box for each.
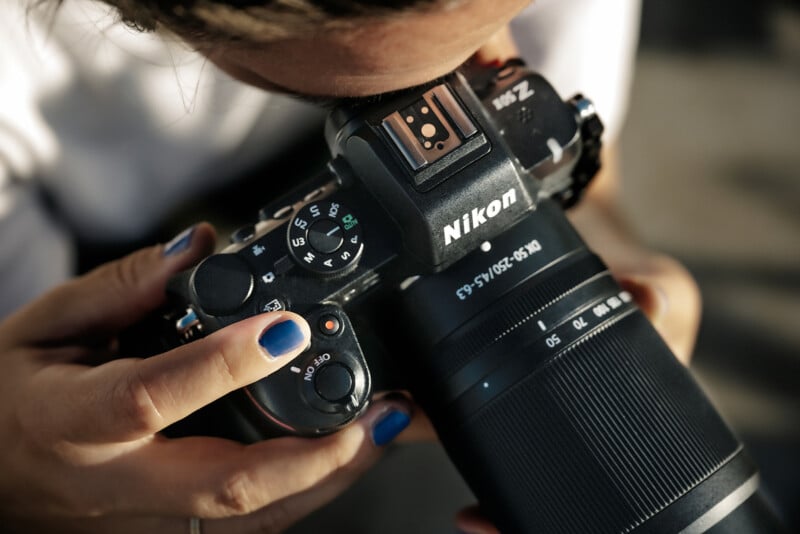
[314,363,354,403]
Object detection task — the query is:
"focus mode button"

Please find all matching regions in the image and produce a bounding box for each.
[192,254,254,316]
[314,363,354,403]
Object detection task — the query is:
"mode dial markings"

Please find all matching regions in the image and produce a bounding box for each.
[288,201,364,275]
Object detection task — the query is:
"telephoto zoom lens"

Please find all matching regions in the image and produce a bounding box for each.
[399,198,781,534]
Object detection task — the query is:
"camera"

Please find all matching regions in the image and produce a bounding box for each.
[134,61,774,533]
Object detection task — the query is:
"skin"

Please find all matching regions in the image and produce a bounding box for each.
[202,0,531,97]
[201,0,700,362]
[0,1,701,532]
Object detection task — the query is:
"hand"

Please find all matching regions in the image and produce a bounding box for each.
[566,151,702,366]
[0,224,413,534]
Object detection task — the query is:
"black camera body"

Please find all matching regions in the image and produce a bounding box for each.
[160,62,601,439]
[143,62,768,533]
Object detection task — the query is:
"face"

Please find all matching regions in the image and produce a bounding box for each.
[199,0,530,98]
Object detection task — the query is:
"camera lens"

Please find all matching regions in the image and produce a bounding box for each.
[399,199,761,533]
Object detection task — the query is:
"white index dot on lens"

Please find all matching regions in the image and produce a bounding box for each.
[480,241,492,252]
[421,123,436,138]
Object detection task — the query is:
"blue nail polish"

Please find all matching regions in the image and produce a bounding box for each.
[372,410,411,446]
[164,226,195,256]
[259,320,306,358]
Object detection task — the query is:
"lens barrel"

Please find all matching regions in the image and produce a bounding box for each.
[400,199,761,533]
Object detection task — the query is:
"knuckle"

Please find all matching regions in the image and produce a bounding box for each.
[205,341,240,387]
[114,370,165,435]
[97,247,161,309]
[107,251,147,296]
[215,470,261,516]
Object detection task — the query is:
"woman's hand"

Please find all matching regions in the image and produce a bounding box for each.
[566,149,702,366]
[0,224,412,534]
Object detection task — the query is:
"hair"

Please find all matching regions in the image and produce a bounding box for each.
[103,0,461,43]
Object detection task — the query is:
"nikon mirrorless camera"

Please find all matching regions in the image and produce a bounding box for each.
[136,61,772,533]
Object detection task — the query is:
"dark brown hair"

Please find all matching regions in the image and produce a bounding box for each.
[104,0,460,43]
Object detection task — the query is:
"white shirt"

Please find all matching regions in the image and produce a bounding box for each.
[0,0,640,316]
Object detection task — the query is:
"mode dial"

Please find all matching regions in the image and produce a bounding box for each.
[288,201,364,275]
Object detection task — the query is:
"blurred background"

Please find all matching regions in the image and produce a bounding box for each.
[621,0,800,527]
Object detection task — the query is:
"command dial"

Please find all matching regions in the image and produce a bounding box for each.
[288,200,364,275]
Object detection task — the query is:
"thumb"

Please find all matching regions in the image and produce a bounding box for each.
[8,224,216,345]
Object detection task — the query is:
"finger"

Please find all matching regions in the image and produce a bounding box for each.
[34,311,311,442]
[203,477,354,534]
[204,399,417,534]
[473,26,520,65]
[372,391,436,443]
[104,398,412,518]
[615,254,701,365]
[455,505,500,534]
[392,407,436,442]
[2,224,216,346]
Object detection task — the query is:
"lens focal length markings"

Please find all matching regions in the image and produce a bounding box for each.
[439,273,636,409]
[450,289,637,418]
[456,238,543,301]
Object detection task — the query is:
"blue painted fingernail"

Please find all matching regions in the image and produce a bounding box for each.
[372,410,411,446]
[164,226,195,256]
[259,319,306,358]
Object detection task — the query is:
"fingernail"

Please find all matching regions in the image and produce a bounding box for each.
[164,226,195,256]
[259,319,306,358]
[371,409,411,446]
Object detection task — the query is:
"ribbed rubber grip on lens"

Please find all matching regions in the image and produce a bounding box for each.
[438,312,741,534]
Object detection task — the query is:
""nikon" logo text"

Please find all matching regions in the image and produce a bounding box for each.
[443,188,518,246]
